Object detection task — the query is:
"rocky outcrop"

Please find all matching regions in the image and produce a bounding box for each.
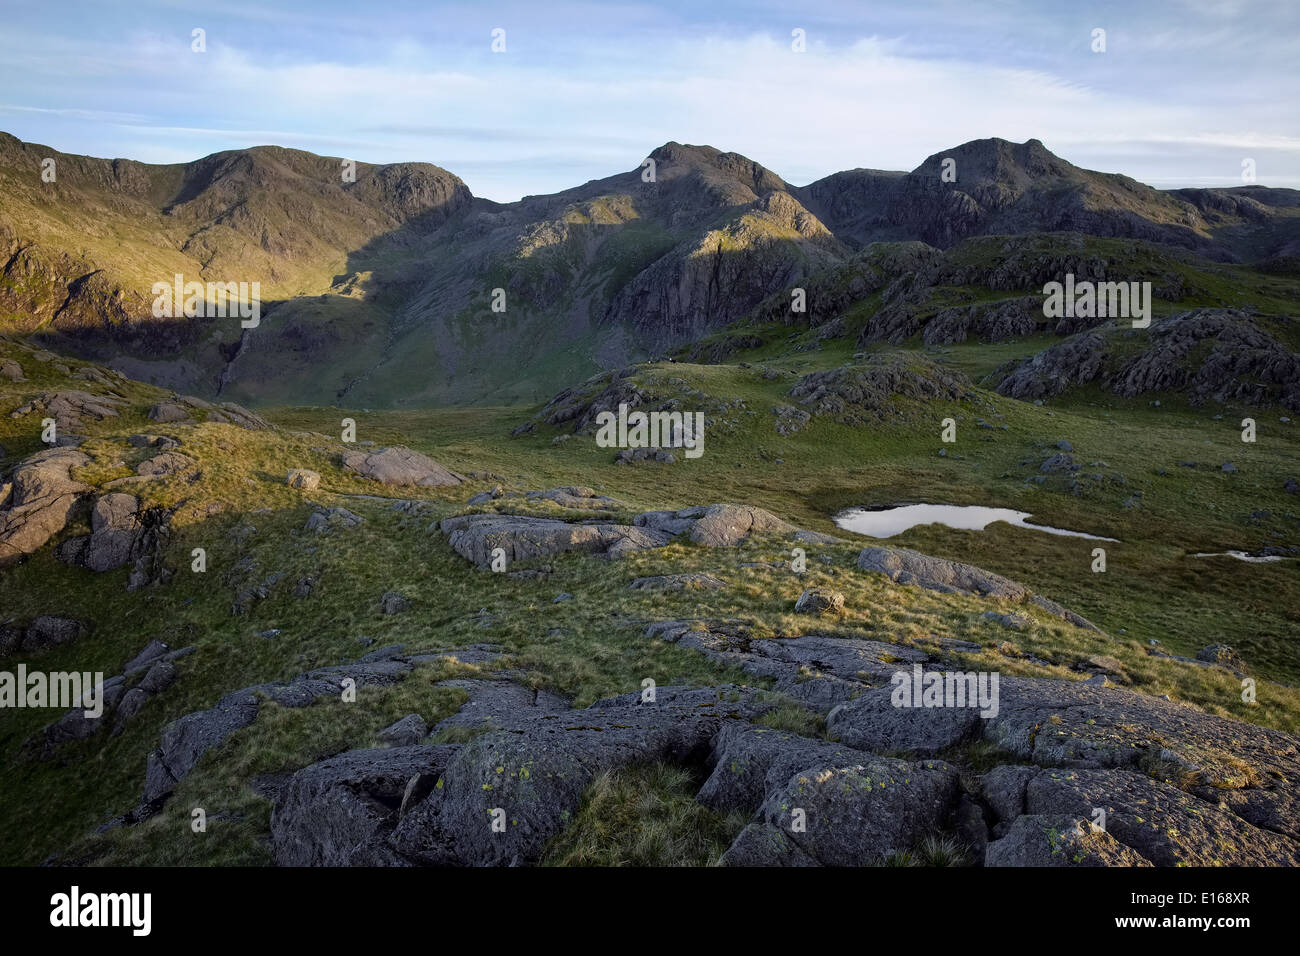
[997,310,1300,411]
[147,395,269,429]
[55,493,172,588]
[278,685,776,867]
[441,513,672,568]
[32,640,194,757]
[341,446,465,487]
[0,615,89,657]
[10,390,127,431]
[634,502,838,547]
[857,546,1102,631]
[0,447,91,567]
[140,646,423,806]
[923,295,1042,345]
[523,486,624,510]
[789,354,969,424]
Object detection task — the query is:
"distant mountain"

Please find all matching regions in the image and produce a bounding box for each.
[1,132,1296,406]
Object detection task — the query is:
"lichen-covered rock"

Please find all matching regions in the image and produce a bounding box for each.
[985,815,1152,867]
[723,757,961,867]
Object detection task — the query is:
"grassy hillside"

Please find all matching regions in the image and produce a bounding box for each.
[1,335,1296,865]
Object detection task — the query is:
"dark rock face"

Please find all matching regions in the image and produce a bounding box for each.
[997,310,1300,411]
[801,138,1223,257]
[31,641,193,756]
[341,446,465,487]
[271,747,459,866]
[995,330,1110,402]
[923,296,1042,345]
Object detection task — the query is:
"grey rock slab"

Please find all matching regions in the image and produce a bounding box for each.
[341,446,465,487]
[628,572,726,591]
[826,683,984,756]
[440,512,671,568]
[729,756,961,867]
[270,746,458,866]
[378,714,429,746]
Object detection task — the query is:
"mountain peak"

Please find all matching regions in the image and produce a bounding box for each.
[911,137,1076,185]
[645,141,788,195]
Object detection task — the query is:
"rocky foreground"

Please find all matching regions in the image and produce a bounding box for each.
[26,482,1294,867]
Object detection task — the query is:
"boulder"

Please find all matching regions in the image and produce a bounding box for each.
[19,615,88,654]
[858,546,1028,599]
[1196,644,1244,670]
[633,503,799,547]
[377,714,429,746]
[135,451,195,479]
[794,587,845,615]
[305,507,364,534]
[721,757,961,867]
[342,446,465,487]
[286,469,320,491]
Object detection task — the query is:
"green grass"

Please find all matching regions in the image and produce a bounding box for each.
[540,762,750,867]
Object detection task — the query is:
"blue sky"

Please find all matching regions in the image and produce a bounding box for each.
[1,0,1296,200]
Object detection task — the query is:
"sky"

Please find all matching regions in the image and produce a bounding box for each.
[0,0,1296,201]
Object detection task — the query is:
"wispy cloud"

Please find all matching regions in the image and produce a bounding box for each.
[0,0,1295,198]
